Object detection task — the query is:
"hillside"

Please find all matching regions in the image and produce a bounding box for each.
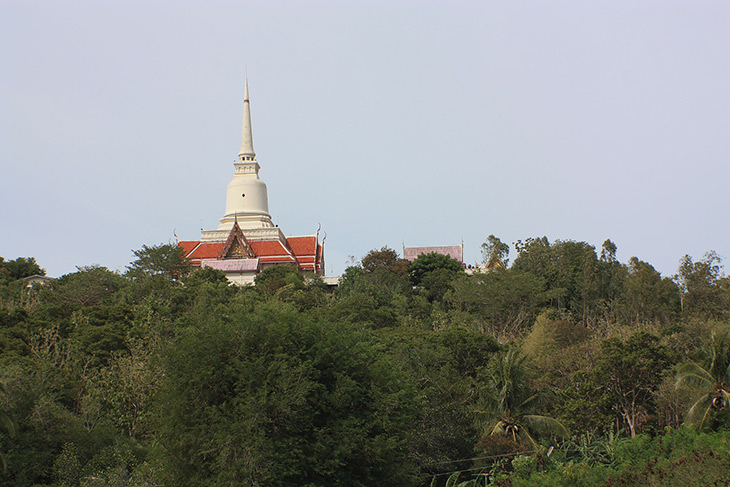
[0,239,729,486]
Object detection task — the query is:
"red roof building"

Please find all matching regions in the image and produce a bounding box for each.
[180,223,324,285]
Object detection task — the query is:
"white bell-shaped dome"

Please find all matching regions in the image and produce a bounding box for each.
[218,163,273,230]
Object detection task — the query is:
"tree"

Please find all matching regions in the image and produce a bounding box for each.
[475,348,568,446]
[481,235,510,268]
[420,268,460,303]
[125,244,191,282]
[621,257,680,326]
[0,257,44,284]
[521,311,592,366]
[376,327,499,478]
[596,240,627,325]
[410,252,463,287]
[361,247,410,276]
[675,332,730,430]
[675,251,729,320]
[183,266,230,286]
[253,265,328,311]
[331,262,413,327]
[156,302,420,486]
[407,253,464,304]
[446,269,546,337]
[0,380,15,473]
[599,239,618,264]
[83,341,159,438]
[594,332,672,437]
[31,266,131,366]
[513,237,552,274]
[43,265,127,308]
[254,264,303,296]
[512,238,601,324]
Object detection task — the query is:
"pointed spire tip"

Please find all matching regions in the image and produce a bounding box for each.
[239,77,255,157]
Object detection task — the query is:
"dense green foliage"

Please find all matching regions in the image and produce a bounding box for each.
[0,238,729,486]
[0,257,44,284]
[490,427,730,487]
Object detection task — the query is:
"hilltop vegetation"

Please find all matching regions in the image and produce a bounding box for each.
[0,238,729,486]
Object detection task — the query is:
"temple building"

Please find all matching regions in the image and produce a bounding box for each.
[403,244,463,264]
[178,80,325,285]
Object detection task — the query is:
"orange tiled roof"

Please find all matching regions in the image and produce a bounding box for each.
[187,242,226,260]
[250,240,292,258]
[260,256,297,264]
[288,235,317,257]
[179,241,200,256]
[288,236,320,271]
[179,233,323,275]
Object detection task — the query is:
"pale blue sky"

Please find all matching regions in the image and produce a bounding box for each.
[1,0,728,278]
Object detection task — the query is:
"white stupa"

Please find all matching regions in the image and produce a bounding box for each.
[217,77,274,231]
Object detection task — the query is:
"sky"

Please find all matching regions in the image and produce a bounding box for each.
[1,0,728,279]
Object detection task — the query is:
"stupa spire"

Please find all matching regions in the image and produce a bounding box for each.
[239,77,255,157]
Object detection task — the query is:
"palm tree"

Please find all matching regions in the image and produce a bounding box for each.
[475,348,568,446]
[675,332,730,430]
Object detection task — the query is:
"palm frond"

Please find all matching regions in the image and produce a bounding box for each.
[0,414,14,438]
[516,426,537,447]
[522,414,569,439]
[489,419,508,436]
[675,362,714,389]
[709,332,730,379]
[685,395,713,430]
[517,393,540,410]
[445,472,460,487]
